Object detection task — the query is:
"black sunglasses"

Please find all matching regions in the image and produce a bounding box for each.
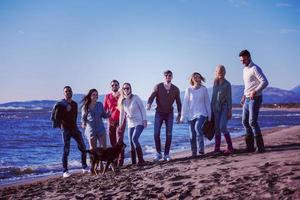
[123,87,130,90]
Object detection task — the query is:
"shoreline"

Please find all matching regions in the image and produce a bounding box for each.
[0,126,286,188]
[1,125,300,199]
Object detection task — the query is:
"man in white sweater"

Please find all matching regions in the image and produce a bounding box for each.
[239,49,269,153]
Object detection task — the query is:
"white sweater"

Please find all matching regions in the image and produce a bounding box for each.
[181,86,211,122]
[119,95,147,128]
[243,62,268,97]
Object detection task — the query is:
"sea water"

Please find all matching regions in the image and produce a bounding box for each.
[0,107,300,185]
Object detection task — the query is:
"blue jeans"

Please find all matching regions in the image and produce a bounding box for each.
[242,95,262,136]
[154,111,174,155]
[62,128,87,172]
[128,125,144,149]
[188,115,206,155]
[214,104,229,136]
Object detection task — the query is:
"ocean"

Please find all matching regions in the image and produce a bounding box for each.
[0,106,300,185]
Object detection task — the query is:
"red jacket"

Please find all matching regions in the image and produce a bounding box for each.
[104,93,120,122]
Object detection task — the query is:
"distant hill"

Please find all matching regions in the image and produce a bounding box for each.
[0,94,105,109]
[180,85,300,104]
[1,85,300,109]
[291,84,300,95]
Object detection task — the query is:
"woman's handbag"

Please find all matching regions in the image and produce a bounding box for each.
[202,117,215,141]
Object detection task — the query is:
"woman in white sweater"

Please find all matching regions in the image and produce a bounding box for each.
[119,83,147,165]
[180,72,211,157]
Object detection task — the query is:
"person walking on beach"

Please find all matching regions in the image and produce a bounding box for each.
[180,72,211,157]
[54,86,88,178]
[104,80,126,167]
[239,49,269,153]
[211,65,234,154]
[147,70,182,161]
[81,89,110,150]
[119,83,147,165]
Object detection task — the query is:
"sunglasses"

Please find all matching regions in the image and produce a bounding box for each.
[165,74,172,77]
[123,87,130,90]
[111,84,119,87]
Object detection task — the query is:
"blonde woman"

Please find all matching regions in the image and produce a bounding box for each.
[180,72,211,157]
[211,65,233,154]
[119,83,147,165]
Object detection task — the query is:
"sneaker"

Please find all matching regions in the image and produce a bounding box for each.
[82,168,89,174]
[164,154,171,161]
[154,153,162,161]
[63,171,71,178]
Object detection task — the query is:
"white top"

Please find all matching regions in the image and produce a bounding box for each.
[119,95,147,128]
[243,62,268,97]
[180,86,211,122]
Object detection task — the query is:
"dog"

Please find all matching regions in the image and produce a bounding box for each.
[85,141,126,175]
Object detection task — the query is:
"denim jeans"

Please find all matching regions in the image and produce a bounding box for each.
[242,95,262,136]
[62,128,87,172]
[154,111,174,156]
[188,115,206,155]
[214,104,229,136]
[128,125,144,149]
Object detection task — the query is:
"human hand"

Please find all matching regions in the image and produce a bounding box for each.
[176,115,181,124]
[143,120,147,128]
[146,104,151,111]
[249,91,256,100]
[227,110,232,119]
[240,96,246,105]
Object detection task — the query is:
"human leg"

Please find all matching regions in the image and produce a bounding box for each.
[132,125,145,165]
[188,119,197,157]
[62,129,71,173]
[164,112,174,157]
[128,127,136,164]
[249,96,265,152]
[72,129,87,169]
[214,112,221,152]
[154,112,163,160]
[195,116,206,154]
[242,99,255,152]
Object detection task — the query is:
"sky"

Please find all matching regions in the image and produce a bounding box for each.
[0,0,300,103]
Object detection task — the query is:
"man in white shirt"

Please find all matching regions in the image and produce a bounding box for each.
[239,50,269,153]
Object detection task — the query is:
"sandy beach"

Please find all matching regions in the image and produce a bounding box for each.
[1,125,300,199]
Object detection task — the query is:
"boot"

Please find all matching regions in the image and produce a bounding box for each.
[214,134,221,153]
[130,146,136,165]
[224,133,234,154]
[136,146,145,165]
[255,134,265,153]
[245,134,255,152]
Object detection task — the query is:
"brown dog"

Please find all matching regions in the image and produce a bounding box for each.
[85,141,126,175]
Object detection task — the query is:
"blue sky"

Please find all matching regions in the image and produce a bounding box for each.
[0,0,299,103]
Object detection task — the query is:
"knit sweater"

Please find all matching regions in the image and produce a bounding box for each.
[119,95,147,128]
[181,86,211,121]
[243,61,268,97]
[147,82,182,114]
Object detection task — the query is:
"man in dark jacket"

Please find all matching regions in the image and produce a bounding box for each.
[53,86,88,178]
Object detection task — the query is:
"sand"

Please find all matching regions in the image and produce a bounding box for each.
[1,125,300,200]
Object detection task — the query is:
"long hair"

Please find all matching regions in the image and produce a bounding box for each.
[118,83,132,110]
[81,88,98,115]
[189,72,205,86]
[214,65,226,86]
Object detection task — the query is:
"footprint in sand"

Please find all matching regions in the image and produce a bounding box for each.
[171,181,183,187]
[168,175,191,181]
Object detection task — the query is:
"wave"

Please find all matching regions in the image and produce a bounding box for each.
[0,106,44,110]
[0,160,83,183]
